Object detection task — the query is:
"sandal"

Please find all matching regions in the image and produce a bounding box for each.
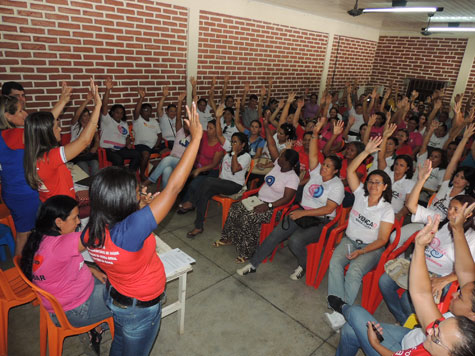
[177,205,195,215]
[186,228,203,238]
[213,239,232,247]
[89,328,104,355]
[235,256,248,264]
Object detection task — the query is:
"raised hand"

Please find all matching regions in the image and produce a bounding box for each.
[138,88,145,98]
[313,117,326,135]
[90,78,101,106]
[211,76,217,87]
[453,97,462,115]
[368,114,377,127]
[333,119,344,136]
[463,122,475,140]
[325,93,332,105]
[364,136,383,154]
[411,90,419,100]
[429,120,440,132]
[433,98,442,111]
[348,115,356,128]
[235,98,241,109]
[418,159,432,182]
[189,76,197,87]
[185,101,203,140]
[383,123,397,138]
[105,77,113,90]
[297,98,305,109]
[277,99,285,110]
[260,86,266,96]
[215,103,225,119]
[224,75,229,83]
[59,81,72,103]
[449,202,475,230]
[465,107,475,124]
[178,91,186,102]
[285,139,294,150]
[383,88,391,99]
[287,92,296,103]
[244,83,250,92]
[415,215,440,247]
[163,86,169,97]
[371,87,378,99]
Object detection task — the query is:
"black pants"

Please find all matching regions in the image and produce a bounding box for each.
[106,148,140,171]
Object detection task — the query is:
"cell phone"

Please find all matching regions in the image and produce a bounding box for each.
[367,322,384,342]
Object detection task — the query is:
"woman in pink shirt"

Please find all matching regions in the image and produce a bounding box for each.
[20,195,111,354]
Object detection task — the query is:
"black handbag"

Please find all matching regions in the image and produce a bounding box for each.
[281,205,324,230]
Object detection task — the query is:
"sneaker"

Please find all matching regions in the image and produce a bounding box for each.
[327,295,346,314]
[289,266,305,280]
[324,311,346,332]
[236,263,256,276]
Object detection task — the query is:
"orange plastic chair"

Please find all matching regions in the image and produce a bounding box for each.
[310,208,351,289]
[13,257,114,356]
[427,193,437,208]
[0,204,15,239]
[212,160,255,229]
[305,206,346,287]
[0,265,37,356]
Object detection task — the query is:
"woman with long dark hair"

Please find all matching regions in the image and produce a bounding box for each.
[325,137,395,331]
[23,80,101,202]
[81,103,202,356]
[20,195,111,354]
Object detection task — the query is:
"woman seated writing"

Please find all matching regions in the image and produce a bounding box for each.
[216,116,299,263]
[325,137,395,331]
[20,195,112,354]
[237,118,344,280]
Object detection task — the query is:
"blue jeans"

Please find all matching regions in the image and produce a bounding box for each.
[105,292,162,356]
[328,236,383,305]
[51,278,112,328]
[379,272,414,325]
[148,155,180,188]
[336,305,410,356]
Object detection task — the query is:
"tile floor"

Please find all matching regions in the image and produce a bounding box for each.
[5,200,393,355]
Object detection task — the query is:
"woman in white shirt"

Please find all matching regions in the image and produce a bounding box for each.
[325,137,395,331]
[186,132,251,238]
[237,119,344,280]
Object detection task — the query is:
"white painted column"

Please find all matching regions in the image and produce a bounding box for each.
[451,37,475,103]
[185,5,200,106]
[319,33,334,100]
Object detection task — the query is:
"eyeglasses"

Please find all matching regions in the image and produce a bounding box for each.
[367,180,384,186]
[430,320,452,353]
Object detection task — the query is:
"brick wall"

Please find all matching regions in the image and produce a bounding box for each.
[196,10,329,104]
[0,0,188,132]
[326,35,377,93]
[370,36,467,102]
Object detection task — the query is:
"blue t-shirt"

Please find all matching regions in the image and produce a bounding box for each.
[244,129,266,157]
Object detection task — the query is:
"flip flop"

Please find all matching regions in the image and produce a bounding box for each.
[177,206,195,215]
[235,256,248,264]
[213,239,232,247]
[186,228,203,238]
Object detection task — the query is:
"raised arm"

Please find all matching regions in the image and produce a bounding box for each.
[347,136,382,192]
[443,123,475,181]
[342,115,355,141]
[149,102,203,223]
[263,116,279,161]
[410,216,443,329]
[240,83,249,111]
[278,92,296,127]
[379,87,391,112]
[269,99,284,127]
[51,81,72,119]
[363,114,376,145]
[309,118,326,171]
[322,119,344,156]
[234,98,245,133]
[406,159,432,214]
[220,75,229,104]
[208,76,217,114]
[72,90,93,126]
[258,86,266,119]
[214,103,226,146]
[175,92,186,132]
[377,123,397,171]
[265,78,272,107]
[64,79,101,161]
[449,202,475,286]
[292,98,305,128]
[427,98,442,126]
[133,88,146,121]
[190,76,197,101]
[346,83,353,111]
[157,86,169,119]
[101,77,113,116]
[418,120,439,156]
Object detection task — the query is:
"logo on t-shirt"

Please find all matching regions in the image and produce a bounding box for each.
[33,255,44,272]
[117,125,128,136]
[352,210,379,229]
[179,138,190,147]
[309,184,324,198]
[392,191,401,199]
[426,237,444,259]
[266,176,275,186]
[432,198,448,217]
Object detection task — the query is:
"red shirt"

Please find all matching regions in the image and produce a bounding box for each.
[37,147,75,202]
[296,146,310,180]
[337,153,367,192]
[396,144,413,156]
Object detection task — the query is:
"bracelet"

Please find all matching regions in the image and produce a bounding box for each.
[311,135,318,139]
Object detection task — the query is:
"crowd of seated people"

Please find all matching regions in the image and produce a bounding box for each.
[1,74,475,356]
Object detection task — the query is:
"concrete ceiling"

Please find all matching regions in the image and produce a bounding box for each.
[254,0,475,32]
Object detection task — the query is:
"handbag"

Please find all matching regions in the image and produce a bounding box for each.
[241,196,264,211]
[281,204,324,230]
[384,258,437,291]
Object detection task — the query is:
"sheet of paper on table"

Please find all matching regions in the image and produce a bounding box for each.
[159,248,196,277]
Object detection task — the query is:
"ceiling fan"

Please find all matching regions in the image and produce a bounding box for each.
[347,0,443,17]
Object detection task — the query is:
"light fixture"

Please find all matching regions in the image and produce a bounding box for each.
[363,7,443,13]
[424,27,475,32]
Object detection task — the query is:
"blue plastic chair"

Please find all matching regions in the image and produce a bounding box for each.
[0,224,15,262]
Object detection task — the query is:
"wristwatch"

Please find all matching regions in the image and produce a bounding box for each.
[268,203,273,209]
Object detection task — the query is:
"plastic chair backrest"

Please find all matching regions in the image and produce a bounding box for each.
[427,193,437,209]
[13,256,76,330]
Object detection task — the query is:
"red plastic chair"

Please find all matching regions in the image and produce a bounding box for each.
[212,160,255,229]
[305,206,346,287]
[13,256,114,356]
[437,281,459,314]
[0,265,37,356]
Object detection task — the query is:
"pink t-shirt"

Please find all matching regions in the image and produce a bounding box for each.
[258,160,299,203]
[318,124,343,151]
[32,232,93,313]
[370,126,384,138]
[408,131,422,150]
[195,131,224,168]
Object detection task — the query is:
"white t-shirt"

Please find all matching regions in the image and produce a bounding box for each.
[428,132,449,149]
[414,152,445,192]
[428,180,453,220]
[99,114,128,149]
[413,205,475,276]
[262,133,286,157]
[384,168,415,214]
[133,115,161,149]
[346,184,395,244]
[197,104,213,130]
[71,122,83,141]
[219,152,251,186]
[258,160,299,203]
[158,113,176,141]
[170,128,190,158]
[348,107,365,133]
[369,153,395,173]
[220,117,240,142]
[300,164,345,219]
